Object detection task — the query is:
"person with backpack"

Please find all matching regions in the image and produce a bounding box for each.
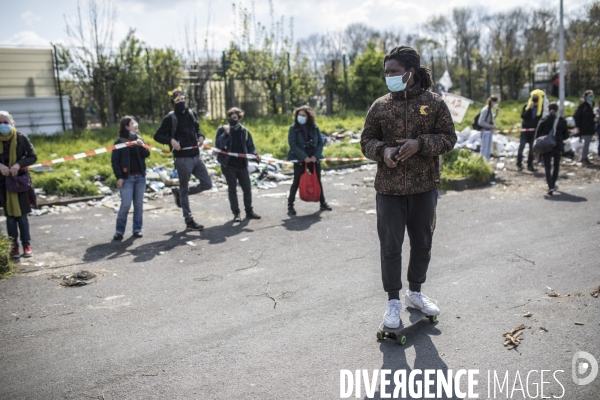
[518,90,545,171]
[215,107,261,222]
[477,96,499,161]
[286,105,331,216]
[111,116,150,240]
[360,46,456,329]
[573,90,595,166]
[535,103,569,195]
[153,87,212,231]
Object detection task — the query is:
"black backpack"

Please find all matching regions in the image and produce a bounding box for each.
[472,110,491,130]
[168,109,199,137]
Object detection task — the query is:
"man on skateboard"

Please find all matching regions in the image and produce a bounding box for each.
[360,46,456,329]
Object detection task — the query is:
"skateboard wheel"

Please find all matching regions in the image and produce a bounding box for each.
[428,315,438,323]
[377,331,385,340]
[399,335,407,345]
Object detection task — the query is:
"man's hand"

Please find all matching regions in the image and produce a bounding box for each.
[171,138,181,151]
[383,147,399,168]
[0,164,9,176]
[255,154,261,163]
[117,179,124,188]
[198,136,205,147]
[303,157,311,163]
[395,139,419,162]
[9,164,20,176]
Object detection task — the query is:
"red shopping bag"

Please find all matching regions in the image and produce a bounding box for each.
[298,163,321,202]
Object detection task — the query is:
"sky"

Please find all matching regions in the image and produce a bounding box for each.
[0,0,590,52]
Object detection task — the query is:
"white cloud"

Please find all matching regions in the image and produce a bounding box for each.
[21,10,41,26]
[0,31,50,47]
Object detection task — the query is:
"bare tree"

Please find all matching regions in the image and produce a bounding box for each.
[379,30,403,54]
[344,23,378,63]
[64,0,117,126]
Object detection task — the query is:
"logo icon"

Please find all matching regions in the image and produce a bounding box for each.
[419,106,428,115]
[572,351,598,385]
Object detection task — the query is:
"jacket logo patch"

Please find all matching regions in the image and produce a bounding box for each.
[420,106,429,115]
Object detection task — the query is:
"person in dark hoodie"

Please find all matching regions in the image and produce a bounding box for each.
[215,107,261,222]
[360,46,456,329]
[573,90,595,165]
[534,103,569,196]
[111,116,150,240]
[153,87,212,231]
[518,90,545,171]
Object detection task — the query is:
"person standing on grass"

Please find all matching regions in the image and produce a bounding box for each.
[573,90,596,166]
[0,111,37,260]
[111,116,150,241]
[477,95,499,162]
[286,105,332,216]
[518,90,545,172]
[153,87,212,231]
[360,46,456,329]
[215,107,261,222]
[535,103,569,196]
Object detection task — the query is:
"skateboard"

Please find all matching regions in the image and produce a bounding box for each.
[376,302,439,345]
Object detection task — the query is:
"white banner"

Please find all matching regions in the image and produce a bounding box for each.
[442,92,472,124]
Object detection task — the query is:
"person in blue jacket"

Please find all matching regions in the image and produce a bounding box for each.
[111,116,150,240]
[215,107,261,222]
[286,105,332,216]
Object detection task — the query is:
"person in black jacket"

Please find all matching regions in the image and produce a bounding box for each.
[518,90,545,171]
[111,116,150,240]
[573,90,595,165]
[153,87,212,231]
[286,105,331,216]
[0,111,37,259]
[215,107,261,222]
[535,103,570,195]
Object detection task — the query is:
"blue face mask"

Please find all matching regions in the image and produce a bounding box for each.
[385,71,411,93]
[588,96,595,102]
[297,115,307,125]
[0,124,11,135]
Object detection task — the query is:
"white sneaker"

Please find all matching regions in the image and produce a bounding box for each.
[404,290,440,316]
[383,299,402,328]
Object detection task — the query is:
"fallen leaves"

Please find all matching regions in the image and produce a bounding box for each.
[59,270,96,287]
[591,286,600,298]
[503,324,526,350]
[523,311,533,317]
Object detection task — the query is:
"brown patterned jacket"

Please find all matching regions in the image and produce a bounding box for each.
[360,85,457,196]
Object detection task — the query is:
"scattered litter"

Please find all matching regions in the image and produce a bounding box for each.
[523,311,533,317]
[365,209,376,215]
[456,315,461,319]
[591,286,600,298]
[540,327,548,332]
[496,163,505,169]
[574,322,585,326]
[35,262,44,267]
[363,176,375,182]
[548,292,560,297]
[186,241,197,247]
[60,270,96,287]
[240,238,249,242]
[440,352,445,356]
[503,324,526,350]
[159,251,166,255]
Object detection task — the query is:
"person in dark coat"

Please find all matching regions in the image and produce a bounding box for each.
[535,103,570,195]
[0,111,37,259]
[215,107,261,222]
[111,116,150,241]
[573,90,595,165]
[518,90,545,171]
[286,105,331,216]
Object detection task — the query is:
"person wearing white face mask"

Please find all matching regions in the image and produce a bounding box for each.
[573,90,595,165]
[477,95,500,161]
[111,116,150,241]
[286,105,331,216]
[361,46,456,329]
[0,111,37,260]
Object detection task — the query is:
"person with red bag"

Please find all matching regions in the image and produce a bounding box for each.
[286,106,331,216]
[0,111,37,260]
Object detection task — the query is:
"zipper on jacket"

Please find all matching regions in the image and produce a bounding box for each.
[404,90,408,193]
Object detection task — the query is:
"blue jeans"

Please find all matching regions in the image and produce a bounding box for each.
[115,175,146,235]
[6,215,30,246]
[480,130,493,161]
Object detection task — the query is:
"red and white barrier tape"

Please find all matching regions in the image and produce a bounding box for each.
[28,141,138,169]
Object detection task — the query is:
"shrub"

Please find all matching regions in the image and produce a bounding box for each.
[441,149,494,186]
[0,232,14,278]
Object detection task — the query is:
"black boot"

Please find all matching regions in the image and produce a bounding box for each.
[233,212,242,222]
[246,210,261,219]
[287,205,296,216]
[320,202,332,211]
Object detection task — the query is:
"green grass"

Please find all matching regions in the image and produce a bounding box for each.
[0,232,15,279]
[440,149,494,189]
[30,100,570,196]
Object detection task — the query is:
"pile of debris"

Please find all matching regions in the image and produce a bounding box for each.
[503,324,526,350]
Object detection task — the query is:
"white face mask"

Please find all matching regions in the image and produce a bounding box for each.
[297,115,307,125]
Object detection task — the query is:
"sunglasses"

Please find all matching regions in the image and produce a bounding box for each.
[0,121,10,124]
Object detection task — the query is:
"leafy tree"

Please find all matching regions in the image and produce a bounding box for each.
[348,41,386,110]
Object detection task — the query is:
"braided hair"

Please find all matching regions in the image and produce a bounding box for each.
[383,46,433,90]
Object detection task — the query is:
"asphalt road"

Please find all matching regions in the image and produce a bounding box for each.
[1,167,599,399]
